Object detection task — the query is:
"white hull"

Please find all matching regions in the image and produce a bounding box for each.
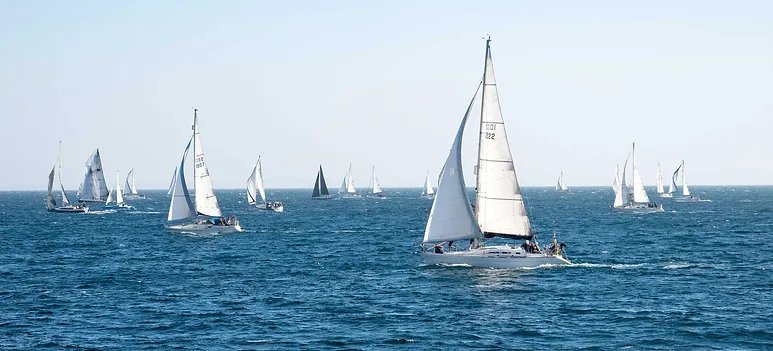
[674,196,710,203]
[49,206,89,213]
[422,245,570,269]
[166,222,243,234]
[105,204,136,210]
[613,203,664,213]
[257,203,284,212]
[659,193,673,198]
[341,194,361,198]
[312,195,333,200]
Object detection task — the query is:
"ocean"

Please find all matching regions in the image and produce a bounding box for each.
[1,187,772,350]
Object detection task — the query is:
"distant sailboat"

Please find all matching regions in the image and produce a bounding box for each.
[167,166,178,197]
[312,165,332,200]
[166,109,243,234]
[47,142,88,213]
[657,162,672,198]
[673,160,708,202]
[368,166,385,198]
[420,171,435,199]
[105,171,135,210]
[421,38,570,268]
[339,163,360,198]
[556,171,569,192]
[247,156,284,212]
[123,168,145,200]
[77,149,109,203]
[612,143,663,212]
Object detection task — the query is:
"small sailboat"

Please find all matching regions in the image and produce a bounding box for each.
[367,166,385,198]
[673,160,708,202]
[47,142,88,213]
[166,109,243,234]
[656,162,672,198]
[555,171,569,192]
[420,171,435,199]
[339,163,360,198]
[77,149,109,203]
[312,165,332,200]
[105,171,136,210]
[421,38,570,268]
[123,168,145,200]
[166,166,178,197]
[247,156,284,212]
[612,143,663,212]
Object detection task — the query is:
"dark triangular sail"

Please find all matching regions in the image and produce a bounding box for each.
[313,165,330,198]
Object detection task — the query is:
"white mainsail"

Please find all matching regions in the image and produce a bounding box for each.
[656,162,665,194]
[47,165,56,210]
[256,157,267,204]
[556,171,568,191]
[192,109,222,217]
[247,163,258,205]
[474,38,531,239]
[168,138,196,223]
[681,160,690,196]
[77,149,109,201]
[167,166,178,196]
[106,171,125,205]
[370,166,383,194]
[421,171,435,196]
[340,164,357,194]
[423,84,482,243]
[631,143,650,203]
[613,164,625,207]
[124,168,139,195]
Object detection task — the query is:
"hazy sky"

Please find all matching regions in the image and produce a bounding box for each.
[1,0,771,190]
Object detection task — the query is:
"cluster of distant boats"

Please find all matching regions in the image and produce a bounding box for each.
[44,38,711,269]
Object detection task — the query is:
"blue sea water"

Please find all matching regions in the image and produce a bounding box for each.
[1,187,772,350]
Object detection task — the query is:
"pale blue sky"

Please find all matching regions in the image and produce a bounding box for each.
[1,0,771,190]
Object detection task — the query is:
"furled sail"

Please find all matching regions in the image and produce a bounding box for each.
[424,84,482,243]
[192,109,222,217]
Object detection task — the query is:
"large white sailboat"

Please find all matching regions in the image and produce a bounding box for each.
[312,165,333,200]
[656,162,672,198]
[105,171,136,210]
[420,171,435,199]
[77,149,109,203]
[166,109,243,234]
[247,156,284,212]
[368,166,385,198]
[421,38,570,268]
[556,171,569,192]
[612,143,663,212]
[673,160,708,202]
[339,163,360,198]
[123,168,145,200]
[47,142,88,213]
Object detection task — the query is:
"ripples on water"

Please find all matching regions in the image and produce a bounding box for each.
[1,187,772,349]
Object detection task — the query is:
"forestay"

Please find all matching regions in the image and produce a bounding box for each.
[474,39,531,240]
[424,84,482,244]
[192,110,222,217]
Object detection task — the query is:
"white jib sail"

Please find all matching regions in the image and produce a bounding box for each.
[423,84,482,244]
[167,166,178,196]
[115,171,124,204]
[422,171,435,196]
[670,164,680,194]
[47,165,56,210]
[631,143,650,203]
[339,176,347,194]
[559,171,568,191]
[474,39,531,238]
[613,164,625,207]
[192,109,222,217]
[256,157,266,204]
[124,168,139,195]
[371,166,382,194]
[168,138,196,223]
[656,162,664,194]
[247,162,258,205]
[681,161,690,196]
[346,164,356,193]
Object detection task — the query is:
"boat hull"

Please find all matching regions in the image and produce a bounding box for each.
[613,203,664,213]
[257,204,284,212]
[674,196,710,203]
[49,206,89,213]
[421,246,570,269]
[659,193,673,198]
[166,223,243,234]
[312,196,333,200]
[105,204,136,210]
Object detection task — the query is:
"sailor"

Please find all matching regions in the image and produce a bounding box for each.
[448,241,454,251]
[434,245,444,254]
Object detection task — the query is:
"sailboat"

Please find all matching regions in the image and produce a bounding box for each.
[77,149,109,203]
[46,142,88,213]
[656,162,672,198]
[312,165,332,199]
[123,168,145,200]
[247,156,284,212]
[166,109,243,234]
[556,171,569,192]
[105,171,136,210]
[673,160,708,202]
[612,143,663,212]
[420,171,435,199]
[421,38,570,268]
[339,163,360,198]
[368,166,385,198]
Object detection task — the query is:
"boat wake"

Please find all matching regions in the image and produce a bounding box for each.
[570,262,648,270]
[86,210,117,215]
